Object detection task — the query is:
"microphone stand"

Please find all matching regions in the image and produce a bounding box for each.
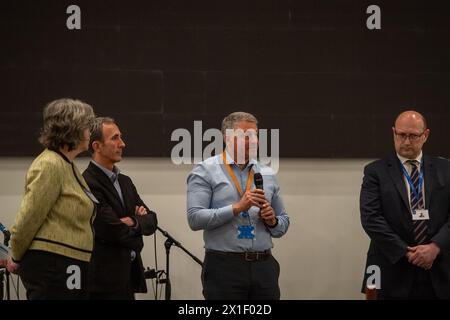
[157,226,203,300]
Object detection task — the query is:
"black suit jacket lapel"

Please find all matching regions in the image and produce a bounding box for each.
[386,153,416,234]
[88,162,125,211]
[387,153,410,211]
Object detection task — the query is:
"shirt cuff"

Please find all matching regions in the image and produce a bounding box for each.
[265,217,278,229]
[222,204,235,220]
[132,217,139,229]
[266,217,283,235]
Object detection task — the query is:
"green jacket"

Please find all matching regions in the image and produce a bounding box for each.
[11,149,95,262]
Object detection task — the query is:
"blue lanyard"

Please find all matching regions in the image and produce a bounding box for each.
[400,162,424,200]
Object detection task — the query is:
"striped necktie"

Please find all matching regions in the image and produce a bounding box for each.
[408,160,428,244]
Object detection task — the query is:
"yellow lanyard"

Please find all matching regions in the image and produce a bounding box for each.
[223,151,254,197]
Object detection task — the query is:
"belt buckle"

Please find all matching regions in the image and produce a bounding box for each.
[244,252,258,262]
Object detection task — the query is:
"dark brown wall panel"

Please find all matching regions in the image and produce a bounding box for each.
[1,0,449,158]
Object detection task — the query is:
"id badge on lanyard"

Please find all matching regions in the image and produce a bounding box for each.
[400,162,429,221]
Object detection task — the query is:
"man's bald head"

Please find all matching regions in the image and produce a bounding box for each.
[393,110,429,159]
[394,111,427,131]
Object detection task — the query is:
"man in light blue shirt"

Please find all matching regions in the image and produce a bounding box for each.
[187,111,289,300]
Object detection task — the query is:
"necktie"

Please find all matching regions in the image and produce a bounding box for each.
[407,160,428,244]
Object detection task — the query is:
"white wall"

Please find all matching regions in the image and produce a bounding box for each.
[0,157,373,300]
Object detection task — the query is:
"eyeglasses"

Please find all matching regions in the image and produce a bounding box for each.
[393,129,425,142]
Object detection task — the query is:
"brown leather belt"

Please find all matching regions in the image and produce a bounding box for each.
[206,249,272,262]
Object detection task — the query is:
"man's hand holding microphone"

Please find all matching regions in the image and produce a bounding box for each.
[231,173,277,227]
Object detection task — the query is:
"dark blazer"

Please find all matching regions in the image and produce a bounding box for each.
[360,152,450,298]
[83,162,157,294]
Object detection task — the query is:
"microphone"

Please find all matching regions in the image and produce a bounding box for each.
[254,172,264,190]
[254,172,264,211]
[254,172,277,227]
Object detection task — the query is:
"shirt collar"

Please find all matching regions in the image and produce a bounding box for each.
[397,151,423,166]
[223,149,258,169]
[91,160,120,182]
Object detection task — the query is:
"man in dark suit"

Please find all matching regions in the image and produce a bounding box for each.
[360,110,450,299]
[83,117,157,300]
